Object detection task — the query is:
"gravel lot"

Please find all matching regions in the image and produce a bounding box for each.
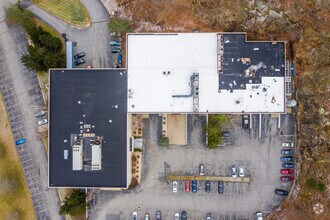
[91,113,294,220]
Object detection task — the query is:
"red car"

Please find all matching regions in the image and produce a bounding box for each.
[280,176,293,182]
[185,180,190,192]
[281,169,293,175]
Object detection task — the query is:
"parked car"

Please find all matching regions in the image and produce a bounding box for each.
[35,110,46,117]
[132,212,137,220]
[238,165,245,177]
[110,40,121,46]
[242,114,249,129]
[282,142,294,148]
[75,58,86,65]
[156,211,161,220]
[256,212,263,220]
[199,164,204,176]
[281,169,293,175]
[206,213,211,220]
[111,47,121,53]
[218,181,224,194]
[231,166,237,178]
[37,118,48,126]
[185,180,190,192]
[205,180,211,192]
[15,138,26,145]
[144,213,150,220]
[280,176,293,182]
[192,180,197,193]
[281,149,293,155]
[172,181,178,193]
[181,211,187,220]
[222,131,229,138]
[74,52,85,60]
[174,212,180,220]
[275,189,289,196]
[281,156,293,162]
[282,163,294,168]
[118,53,122,64]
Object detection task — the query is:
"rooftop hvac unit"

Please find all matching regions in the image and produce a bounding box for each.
[72,144,83,170]
[92,145,102,170]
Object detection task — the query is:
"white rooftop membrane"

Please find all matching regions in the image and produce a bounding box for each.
[127,33,285,113]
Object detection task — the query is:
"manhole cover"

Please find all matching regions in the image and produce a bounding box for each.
[137,206,141,210]
[166,168,170,172]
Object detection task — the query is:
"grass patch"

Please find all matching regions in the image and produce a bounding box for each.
[36,71,49,104]
[108,17,131,33]
[0,94,35,219]
[32,0,91,28]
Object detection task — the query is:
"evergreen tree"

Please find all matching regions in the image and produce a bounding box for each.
[59,189,86,216]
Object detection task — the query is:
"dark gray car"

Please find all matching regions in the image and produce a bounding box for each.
[275,189,288,196]
[205,180,211,192]
[281,149,293,155]
[74,52,85,59]
[181,211,187,220]
[218,181,224,194]
[75,58,86,65]
[242,115,249,129]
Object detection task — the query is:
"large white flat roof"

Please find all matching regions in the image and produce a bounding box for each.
[127,33,285,113]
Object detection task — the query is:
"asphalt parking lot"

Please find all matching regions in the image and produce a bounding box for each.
[92,113,294,220]
[0,23,62,219]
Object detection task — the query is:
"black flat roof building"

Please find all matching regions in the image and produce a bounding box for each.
[49,69,128,188]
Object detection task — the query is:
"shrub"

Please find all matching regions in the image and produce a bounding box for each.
[204,114,228,149]
[306,178,327,192]
[318,183,327,192]
[306,178,319,190]
[5,3,33,27]
[59,189,86,216]
[128,177,138,189]
[134,148,142,152]
[159,136,169,147]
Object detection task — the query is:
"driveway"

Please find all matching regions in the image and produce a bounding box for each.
[91,114,294,219]
[26,0,114,68]
[0,1,63,219]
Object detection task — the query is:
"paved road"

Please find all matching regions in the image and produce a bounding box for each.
[27,0,113,68]
[0,0,63,219]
